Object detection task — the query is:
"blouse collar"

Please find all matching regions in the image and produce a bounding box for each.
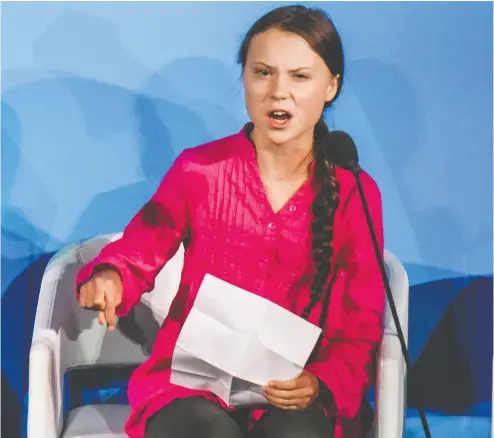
[235,121,329,177]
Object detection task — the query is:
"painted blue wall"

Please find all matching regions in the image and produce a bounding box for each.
[2,1,492,283]
[1,2,492,437]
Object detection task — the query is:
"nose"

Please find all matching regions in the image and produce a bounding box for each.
[270,74,290,101]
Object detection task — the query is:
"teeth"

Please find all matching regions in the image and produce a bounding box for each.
[270,111,291,119]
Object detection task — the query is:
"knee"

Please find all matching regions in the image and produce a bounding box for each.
[146,397,243,438]
[190,401,243,438]
[261,407,334,438]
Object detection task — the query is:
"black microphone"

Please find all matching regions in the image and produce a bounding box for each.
[325,130,432,438]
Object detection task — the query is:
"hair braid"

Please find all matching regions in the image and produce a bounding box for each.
[301,120,340,324]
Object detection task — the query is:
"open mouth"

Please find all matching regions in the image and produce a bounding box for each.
[268,110,293,121]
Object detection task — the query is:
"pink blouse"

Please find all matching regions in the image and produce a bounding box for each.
[76,124,385,438]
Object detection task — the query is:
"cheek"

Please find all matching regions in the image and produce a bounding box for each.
[244,95,263,125]
[245,80,268,100]
[244,82,269,116]
[295,85,328,117]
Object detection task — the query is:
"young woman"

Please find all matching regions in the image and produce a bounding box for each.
[77,5,384,438]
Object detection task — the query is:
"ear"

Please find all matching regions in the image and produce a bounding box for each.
[325,74,340,103]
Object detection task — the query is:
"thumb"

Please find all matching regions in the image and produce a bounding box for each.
[98,310,107,326]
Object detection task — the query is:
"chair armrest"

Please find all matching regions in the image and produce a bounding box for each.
[374,333,406,438]
[383,251,409,342]
[28,330,62,438]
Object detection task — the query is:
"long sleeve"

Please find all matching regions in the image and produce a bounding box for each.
[306,171,385,420]
[75,151,190,316]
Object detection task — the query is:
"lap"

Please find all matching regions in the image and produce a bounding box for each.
[145,397,243,438]
[145,397,334,438]
[251,405,335,438]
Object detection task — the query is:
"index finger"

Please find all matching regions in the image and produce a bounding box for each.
[104,292,117,330]
[104,306,117,331]
[92,286,106,310]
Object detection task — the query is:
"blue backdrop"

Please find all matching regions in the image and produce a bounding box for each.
[1,2,492,437]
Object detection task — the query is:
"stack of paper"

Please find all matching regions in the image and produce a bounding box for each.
[170,274,322,406]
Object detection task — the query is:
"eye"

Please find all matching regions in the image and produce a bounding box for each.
[294,73,309,80]
[255,69,271,77]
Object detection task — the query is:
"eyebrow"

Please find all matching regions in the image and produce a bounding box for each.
[251,61,312,72]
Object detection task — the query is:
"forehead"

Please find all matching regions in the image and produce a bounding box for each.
[247,28,322,68]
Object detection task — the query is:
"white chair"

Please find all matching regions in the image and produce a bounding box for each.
[27,233,409,438]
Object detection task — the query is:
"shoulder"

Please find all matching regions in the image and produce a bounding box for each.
[335,165,382,211]
[161,126,252,195]
[175,128,251,170]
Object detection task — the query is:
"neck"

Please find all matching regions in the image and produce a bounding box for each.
[251,127,314,181]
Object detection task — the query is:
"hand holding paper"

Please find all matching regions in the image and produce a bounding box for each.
[264,369,321,410]
[170,274,322,406]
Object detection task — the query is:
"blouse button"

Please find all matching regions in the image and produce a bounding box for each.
[268,222,276,230]
[288,205,296,212]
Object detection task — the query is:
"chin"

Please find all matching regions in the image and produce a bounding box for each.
[264,127,300,145]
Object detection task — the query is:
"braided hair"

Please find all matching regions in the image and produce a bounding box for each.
[301,119,340,325]
[238,5,345,327]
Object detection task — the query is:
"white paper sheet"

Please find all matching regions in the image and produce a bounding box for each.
[170,274,322,406]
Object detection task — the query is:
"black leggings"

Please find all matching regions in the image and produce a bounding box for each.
[145,396,335,438]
